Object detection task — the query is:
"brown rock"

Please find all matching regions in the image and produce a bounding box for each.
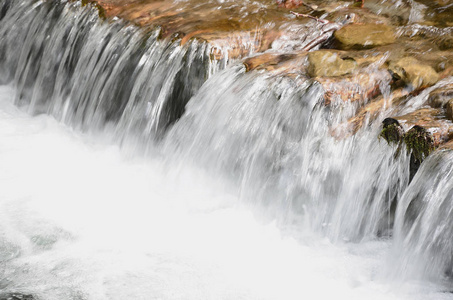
[334,23,396,50]
[446,100,453,121]
[243,53,298,72]
[393,108,453,147]
[84,0,296,60]
[331,88,410,138]
[389,57,440,89]
[307,50,357,77]
[427,83,453,108]
[316,71,391,105]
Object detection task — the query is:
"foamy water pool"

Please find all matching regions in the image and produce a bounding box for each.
[0,85,449,300]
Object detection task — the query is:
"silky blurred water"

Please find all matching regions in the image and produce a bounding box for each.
[0,84,450,300]
[1,0,453,299]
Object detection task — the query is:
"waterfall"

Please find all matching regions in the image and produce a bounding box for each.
[164,65,410,241]
[392,149,453,286]
[0,0,415,247]
[0,0,230,142]
[1,0,453,299]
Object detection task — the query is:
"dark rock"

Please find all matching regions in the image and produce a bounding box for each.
[404,125,435,162]
[394,107,453,147]
[380,118,404,145]
[404,125,435,181]
[427,83,453,108]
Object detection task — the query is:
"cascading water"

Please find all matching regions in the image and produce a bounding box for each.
[164,65,409,241]
[0,0,230,142]
[1,0,453,299]
[392,150,453,285]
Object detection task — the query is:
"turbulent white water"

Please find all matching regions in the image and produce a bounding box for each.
[0,84,450,300]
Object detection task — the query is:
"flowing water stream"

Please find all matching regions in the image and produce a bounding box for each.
[1,0,453,299]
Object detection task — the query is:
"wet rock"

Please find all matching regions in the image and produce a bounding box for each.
[307,50,357,77]
[380,118,404,145]
[379,109,453,180]
[362,0,412,26]
[389,57,439,89]
[317,70,391,105]
[427,83,453,108]
[446,100,453,121]
[276,0,305,9]
[328,6,392,25]
[404,125,435,180]
[403,125,435,162]
[86,0,296,60]
[393,107,453,147]
[331,88,410,138]
[437,35,453,51]
[242,51,308,76]
[0,294,34,300]
[243,53,298,72]
[334,23,396,49]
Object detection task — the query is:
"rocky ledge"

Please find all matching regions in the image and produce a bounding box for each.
[84,0,453,177]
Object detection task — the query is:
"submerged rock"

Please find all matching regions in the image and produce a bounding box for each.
[334,23,395,49]
[389,57,439,89]
[316,71,389,104]
[307,50,357,77]
[428,83,453,107]
[243,53,298,72]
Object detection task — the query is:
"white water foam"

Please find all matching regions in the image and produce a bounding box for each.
[0,84,450,300]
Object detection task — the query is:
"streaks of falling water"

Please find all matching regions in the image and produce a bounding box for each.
[0,0,241,143]
[4,0,453,292]
[391,148,453,287]
[164,65,411,242]
[1,0,413,243]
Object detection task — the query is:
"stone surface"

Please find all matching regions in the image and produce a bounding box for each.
[83,0,294,60]
[389,57,440,89]
[316,71,389,105]
[307,50,357,77]
[331,88,410,138]
[427,83,453,108]
[244,53,298,72]
[393,108,453,147]
[334,23,396,49]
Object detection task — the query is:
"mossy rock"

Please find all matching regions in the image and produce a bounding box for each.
[380,118,404,145]
[403,125,435,162]
[389,57,439,89]
[307,50,357,77]
[334,23,396,50]
[81,0,106,19]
